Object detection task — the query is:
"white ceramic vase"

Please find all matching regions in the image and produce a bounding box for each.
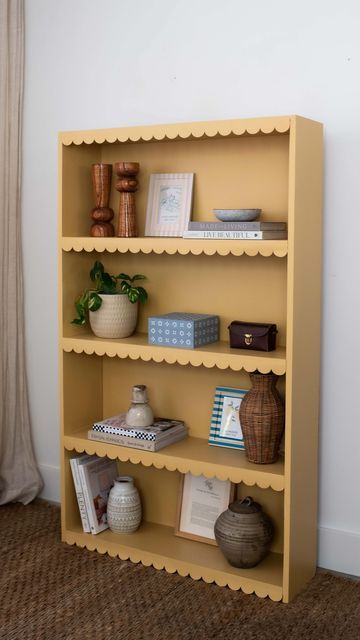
[89,294,138,339]
[126,384,154,427]
[107,476,142,534]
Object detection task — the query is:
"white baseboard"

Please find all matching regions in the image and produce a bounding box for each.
[318,525,360,577]
[38,463,60,503]
[37,463,360,577]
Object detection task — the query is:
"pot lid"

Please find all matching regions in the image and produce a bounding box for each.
[229,496,262,514]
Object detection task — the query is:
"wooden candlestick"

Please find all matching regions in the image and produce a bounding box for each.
[115,162,139,237]
[90,163,115,237]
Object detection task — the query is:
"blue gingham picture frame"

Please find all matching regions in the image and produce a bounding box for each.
[208,386,247,450]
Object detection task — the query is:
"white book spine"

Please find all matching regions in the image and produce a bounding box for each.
[183,230,286,240]
[88,428,187,451]
[70,458,90,533]
[77,462,98,534]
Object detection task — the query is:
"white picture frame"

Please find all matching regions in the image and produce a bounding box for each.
[145,173,194,237]
[175,472,235,545]
[208,386,247,450]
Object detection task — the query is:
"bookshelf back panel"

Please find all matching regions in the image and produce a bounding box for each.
[62,353,285,439]
[62,250,287,344]
[62,352,103,432]
[236,483,284,554]
[61,134,289,237]
[102,357,253,438]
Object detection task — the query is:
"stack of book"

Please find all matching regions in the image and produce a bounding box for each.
[88,414,188,452]
[183,221,287,240]
[70,454,118,534]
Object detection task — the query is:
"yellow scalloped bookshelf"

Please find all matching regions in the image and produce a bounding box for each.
[59,115,323,602]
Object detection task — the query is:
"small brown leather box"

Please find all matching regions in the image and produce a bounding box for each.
[228,321,277,351]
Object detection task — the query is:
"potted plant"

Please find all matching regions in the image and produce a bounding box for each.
[72,260,148,339]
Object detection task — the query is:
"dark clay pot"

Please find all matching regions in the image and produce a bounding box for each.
[214,496,274,568]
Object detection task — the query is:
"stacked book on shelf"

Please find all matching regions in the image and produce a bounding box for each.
[88,414,188,452]
[183,221,287,240]
[70,454,118,534]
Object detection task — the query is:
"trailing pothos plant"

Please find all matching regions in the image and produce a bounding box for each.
[71,260,148,326]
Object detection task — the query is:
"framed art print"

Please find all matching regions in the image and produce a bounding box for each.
[208,386,247,450]
[145,173,194,237]
[175,472,235,545]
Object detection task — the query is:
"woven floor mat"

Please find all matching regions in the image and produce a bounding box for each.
[0,500,359,640]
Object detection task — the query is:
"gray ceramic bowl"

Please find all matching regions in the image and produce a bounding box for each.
[213,209,261,222]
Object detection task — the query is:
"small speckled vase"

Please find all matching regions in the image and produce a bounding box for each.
[214,496,274,568]
[89,294,138,339]
[126,384,154,428]
[107,476,142,534]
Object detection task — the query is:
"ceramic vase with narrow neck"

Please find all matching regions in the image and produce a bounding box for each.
[126,384,154,427]
[106,476,142,534]
[239,372,285,464]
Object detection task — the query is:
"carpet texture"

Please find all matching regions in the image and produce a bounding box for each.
[0,500,359,640]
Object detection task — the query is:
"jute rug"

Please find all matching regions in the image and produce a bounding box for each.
[0,501,359,640]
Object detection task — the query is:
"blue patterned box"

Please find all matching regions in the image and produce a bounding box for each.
[148,312,219,349]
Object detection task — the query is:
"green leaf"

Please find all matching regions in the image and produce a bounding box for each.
[90,261,104,282]
[100,272,117,293]
[136,286,148,303]
[116,272,131,281]
[88,292,103,312]
[71,318,85,325]
[131,274,146,282]
[75,301,84,315]
[120,280,130,293]
[127,287,139,303]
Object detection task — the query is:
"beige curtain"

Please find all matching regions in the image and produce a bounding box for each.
[0,0,43,503]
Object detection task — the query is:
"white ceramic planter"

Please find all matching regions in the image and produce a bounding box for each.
[89,294,138,339]
[107,476,142,534]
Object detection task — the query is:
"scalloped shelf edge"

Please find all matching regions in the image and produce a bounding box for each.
[61,238,288,258]
[61,342,286,376]
[64,439,285,491]
[60,119,291,147]
[63,534,283,601]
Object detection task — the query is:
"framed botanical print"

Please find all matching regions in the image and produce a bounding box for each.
[175,472,235,545]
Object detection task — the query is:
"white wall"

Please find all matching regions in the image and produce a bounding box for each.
[23,0,360,576]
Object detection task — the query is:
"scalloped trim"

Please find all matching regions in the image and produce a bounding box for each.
[59,117,291,147]
[62,338,286,376]
[64,435,285,491]
[63,533,283,601]
[61,237,288,258]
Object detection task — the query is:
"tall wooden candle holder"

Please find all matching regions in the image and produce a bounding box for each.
[90,163,115,237]
[115,162,139,237]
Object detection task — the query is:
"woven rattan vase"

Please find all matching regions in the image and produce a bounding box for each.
[239,372,285,464]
